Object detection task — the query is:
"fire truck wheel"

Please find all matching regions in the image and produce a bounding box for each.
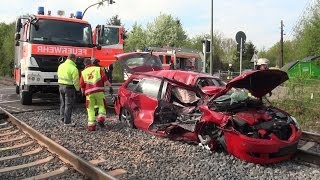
[15,85,20,94]
[20,91,32,105]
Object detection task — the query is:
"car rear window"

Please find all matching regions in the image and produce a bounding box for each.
[135,78,162,98]
[197,78,225,88]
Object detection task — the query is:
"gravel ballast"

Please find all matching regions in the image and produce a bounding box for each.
[14,107,320,180]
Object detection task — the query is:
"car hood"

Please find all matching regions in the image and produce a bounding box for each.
[116,52,163,74]
[214,70,288,98]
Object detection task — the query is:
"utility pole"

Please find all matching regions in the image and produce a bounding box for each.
[209,0,214,75]
[280,20,284,68]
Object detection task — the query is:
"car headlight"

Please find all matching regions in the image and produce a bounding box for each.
[290,116,301,130]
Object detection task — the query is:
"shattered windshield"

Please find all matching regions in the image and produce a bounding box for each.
[30,19,92,47]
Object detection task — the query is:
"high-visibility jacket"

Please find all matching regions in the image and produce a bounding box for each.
[57,59,80,90]
[80,65,108,96]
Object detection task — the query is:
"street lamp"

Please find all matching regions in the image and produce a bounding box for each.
[82,0,114,19]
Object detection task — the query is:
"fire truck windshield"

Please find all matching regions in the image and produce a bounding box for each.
[100,26,120,45]
[30,19,92,47]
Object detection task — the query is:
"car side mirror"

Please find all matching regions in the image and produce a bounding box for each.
[15,33,21,40]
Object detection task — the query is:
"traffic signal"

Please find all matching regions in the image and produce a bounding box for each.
[205,40,210,53]
[109,0,115,4]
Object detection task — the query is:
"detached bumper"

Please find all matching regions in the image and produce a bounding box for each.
[224,126,302,164]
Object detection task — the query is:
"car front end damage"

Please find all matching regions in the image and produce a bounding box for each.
[222,108,302,164]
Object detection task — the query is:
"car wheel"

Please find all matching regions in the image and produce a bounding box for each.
[15,85,20,94]
[20,90,32,105]
[120,107,135,128]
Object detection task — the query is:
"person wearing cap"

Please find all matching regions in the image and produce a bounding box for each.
[80,58,113,131]
[57,53,80,126]
[256,58,269,70]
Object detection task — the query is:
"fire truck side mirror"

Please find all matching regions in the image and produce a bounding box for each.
[96,44,102,50]
[14,33,21,41]
[16,18,22,32]
[121,33,127,40]
[98,25,105,44]
[15,41,20,46]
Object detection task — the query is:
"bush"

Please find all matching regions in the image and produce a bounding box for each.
[112,61,124,83]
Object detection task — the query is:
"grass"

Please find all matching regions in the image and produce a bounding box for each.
[271,77,320,133]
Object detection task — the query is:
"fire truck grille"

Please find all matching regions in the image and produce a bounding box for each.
[31,55,86,72]
[32,55,61,72]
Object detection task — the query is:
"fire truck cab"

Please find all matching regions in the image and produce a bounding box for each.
[14,7,123,105]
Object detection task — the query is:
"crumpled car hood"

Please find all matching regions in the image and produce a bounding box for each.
[215,70,288,98]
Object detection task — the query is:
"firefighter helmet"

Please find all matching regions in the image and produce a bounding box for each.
[256,58,269,65]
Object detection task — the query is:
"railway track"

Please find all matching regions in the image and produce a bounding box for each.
[296,131,320,166]
[0,108,126,179]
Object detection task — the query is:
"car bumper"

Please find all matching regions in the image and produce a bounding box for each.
[224,125,302,164]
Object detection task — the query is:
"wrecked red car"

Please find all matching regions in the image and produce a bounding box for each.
[114,66,301,164]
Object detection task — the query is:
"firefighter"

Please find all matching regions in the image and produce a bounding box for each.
[57,53,80,126]
[80,58,113,131]
[256,58,269,70]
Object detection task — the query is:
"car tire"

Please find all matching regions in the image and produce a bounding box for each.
[120,107,135,128]
[15,85,20,94]
[20,91,32,105]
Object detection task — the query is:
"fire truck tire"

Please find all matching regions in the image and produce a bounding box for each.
[15,85,20,94]
[20,91,32,105]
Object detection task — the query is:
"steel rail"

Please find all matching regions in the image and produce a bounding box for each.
[0,107,119,180]
[296,131,320,166]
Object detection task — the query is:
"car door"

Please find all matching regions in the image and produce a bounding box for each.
[129,78,163,130]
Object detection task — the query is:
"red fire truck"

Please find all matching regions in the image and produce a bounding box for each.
[14,7,124,105]
[147,47,203,71]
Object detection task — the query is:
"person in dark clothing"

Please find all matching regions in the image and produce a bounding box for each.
[107,64,113,83]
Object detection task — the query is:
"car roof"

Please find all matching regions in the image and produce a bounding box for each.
[136,70,219,86]
[115,52,151,60]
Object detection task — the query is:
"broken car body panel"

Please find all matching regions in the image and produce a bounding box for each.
[114,69,301,164]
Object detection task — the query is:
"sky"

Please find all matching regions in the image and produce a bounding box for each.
[0,0,312,50]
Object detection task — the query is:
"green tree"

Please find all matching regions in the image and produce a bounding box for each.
[146,14,187,47]
[124,22,147,52]
[233,41,256,70]
[185,33,237,71]
[106,15,121,26]
[0,22,15,76]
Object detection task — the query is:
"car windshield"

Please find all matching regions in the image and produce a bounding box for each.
[30,19,92,47]
[123,54,162,69]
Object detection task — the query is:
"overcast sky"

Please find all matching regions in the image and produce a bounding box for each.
[0,0,311,50]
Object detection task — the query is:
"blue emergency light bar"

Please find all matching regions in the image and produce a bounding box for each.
[38,7,44,15]
[75,11,82,19]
